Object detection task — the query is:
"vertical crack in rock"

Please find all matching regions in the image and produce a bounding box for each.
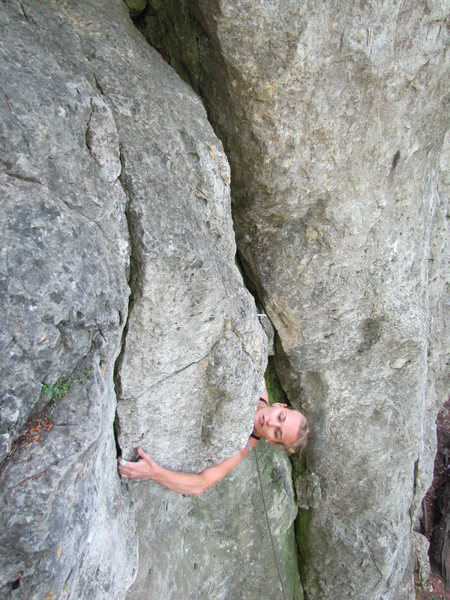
[83,70,141,461]
[420,398,450,586]
[112,145,140,458]
[18,2,30,23]
[410,456,420,527]
[85,103,95,157]
[289,454,308,599]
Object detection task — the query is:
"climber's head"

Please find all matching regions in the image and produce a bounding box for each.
[253,404,308,453]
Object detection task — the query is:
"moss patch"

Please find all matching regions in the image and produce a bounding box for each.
[265,356,289,405]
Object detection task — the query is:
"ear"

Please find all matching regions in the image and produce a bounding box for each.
[265,439,276,445]
[273,402,287,407]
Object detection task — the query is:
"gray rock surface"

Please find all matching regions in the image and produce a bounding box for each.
[412,531,431,591]
[126,442,302,600]
[0,1,302,599]
[113,52,266,467]
[137,1,449,598]
[0,1,134,597]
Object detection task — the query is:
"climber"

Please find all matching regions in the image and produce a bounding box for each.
[118,381,308,496]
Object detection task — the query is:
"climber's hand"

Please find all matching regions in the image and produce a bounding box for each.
[118,447,157,480]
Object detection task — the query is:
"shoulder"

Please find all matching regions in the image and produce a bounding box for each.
[258,396,268,408]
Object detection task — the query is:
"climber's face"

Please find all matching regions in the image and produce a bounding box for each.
[253,405,305,446]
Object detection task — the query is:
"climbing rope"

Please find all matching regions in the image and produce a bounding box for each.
[254,446,288,600]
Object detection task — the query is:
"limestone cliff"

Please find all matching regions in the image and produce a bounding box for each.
[0,1,301,599]
[134,1,449,598]
[0,0,448,599]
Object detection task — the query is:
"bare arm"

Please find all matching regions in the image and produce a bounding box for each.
[118,437,259,496]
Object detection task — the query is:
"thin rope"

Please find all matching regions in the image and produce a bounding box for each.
[254,447,288,600]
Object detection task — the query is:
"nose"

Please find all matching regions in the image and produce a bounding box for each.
[265,417,277,427]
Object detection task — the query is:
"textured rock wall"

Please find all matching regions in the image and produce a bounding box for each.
[126,443,302,600]
[0,2,137,597]
[0,1,303,599]
[136,1,449,598]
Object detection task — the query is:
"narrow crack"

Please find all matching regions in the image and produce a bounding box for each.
[93,73,105,96]
[290,459,308,599]
[79,69,140,461]
[112,144,142,459]
[84,100,94,159]
[19,2,30,23]
[1,86,15,112]
[409,455,420,527]
[2,170,43,185]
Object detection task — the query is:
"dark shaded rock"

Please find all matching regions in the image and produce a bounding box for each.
[423,398,450,586]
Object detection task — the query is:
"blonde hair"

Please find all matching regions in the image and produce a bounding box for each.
[284,411,309,455]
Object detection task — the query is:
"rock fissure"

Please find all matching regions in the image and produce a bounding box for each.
[84,104,95,159]
[112,149,136,458]
[18,2,31,24]
[93,72,105,96]
[1,170,43,185]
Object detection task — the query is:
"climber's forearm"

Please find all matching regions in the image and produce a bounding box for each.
[152,448,248,496]
[119,442,257,496]
[150,464,209,496]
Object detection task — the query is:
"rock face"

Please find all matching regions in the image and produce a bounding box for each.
[1,0,448,598]
[126,443,302,600]
[0,2,136,597]
[136,1,449,598]
[0,1,303,599]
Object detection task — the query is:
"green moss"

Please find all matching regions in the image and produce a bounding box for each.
[42,368,92,415]
[42,376,75,403]
[264,356,289,405]
[281,521,305,600]
[296,508,324,597]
